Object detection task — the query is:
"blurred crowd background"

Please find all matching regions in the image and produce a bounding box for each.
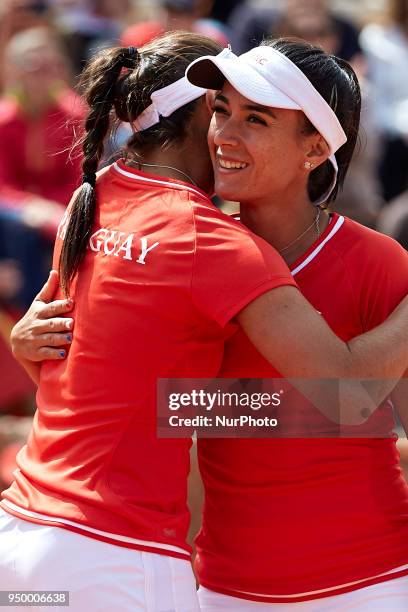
[1,0,408,490]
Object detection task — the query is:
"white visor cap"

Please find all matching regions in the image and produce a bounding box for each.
[186,47,348,205]
[133,76,207,132]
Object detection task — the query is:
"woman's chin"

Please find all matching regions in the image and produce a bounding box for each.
[214,180,242,203]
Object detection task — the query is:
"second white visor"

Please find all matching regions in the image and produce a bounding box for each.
[134,76,207,132]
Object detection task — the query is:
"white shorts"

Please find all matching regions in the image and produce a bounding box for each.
[198,576,408,611]
[0,509,199,611]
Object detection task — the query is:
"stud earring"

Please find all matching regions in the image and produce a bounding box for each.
[304,161,315,169]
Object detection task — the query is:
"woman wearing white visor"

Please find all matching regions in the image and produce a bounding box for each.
[185,40,408,609]
[5,36,408,610]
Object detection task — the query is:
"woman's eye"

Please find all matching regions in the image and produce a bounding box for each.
[248,115,266,125]
[213,105,228,115]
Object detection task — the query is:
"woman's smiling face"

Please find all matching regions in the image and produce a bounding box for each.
[207,82,312,205]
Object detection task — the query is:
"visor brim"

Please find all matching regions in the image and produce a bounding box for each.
[186,55,301,111]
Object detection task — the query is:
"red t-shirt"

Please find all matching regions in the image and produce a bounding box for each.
[196,213,408,601]
[1,160,296,559]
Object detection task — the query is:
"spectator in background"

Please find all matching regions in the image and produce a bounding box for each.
[0,262,21,306]
[229,0,362,65]
[163,0,229,46]
[0,2,53,433]
[209,0,242,25]
[121,1,229,51]
[0,26,84,308]
[0,0,52,92]
[54,0,131,73]
[396,214,408,250]
[360,0,408,202]
[333,108,384,229]
[377,188,408,250]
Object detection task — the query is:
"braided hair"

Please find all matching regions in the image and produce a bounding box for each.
[59,33,221,295]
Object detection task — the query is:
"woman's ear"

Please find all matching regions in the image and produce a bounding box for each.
[303,133,331,170]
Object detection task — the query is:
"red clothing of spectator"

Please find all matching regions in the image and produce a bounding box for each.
[0,315,34,410]
[0,89,84,235]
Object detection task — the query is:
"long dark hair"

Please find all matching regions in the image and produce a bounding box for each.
[264,37,361,205]
[390,0,408,28]
[60,31,221,295]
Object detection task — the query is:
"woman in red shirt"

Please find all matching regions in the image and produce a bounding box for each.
[6,35,408,610]
[186,39,408,609]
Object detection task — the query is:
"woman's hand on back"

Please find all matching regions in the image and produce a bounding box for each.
[11,270,74,364]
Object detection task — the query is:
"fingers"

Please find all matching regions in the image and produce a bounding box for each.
[38,299,74,320]
[34,332,72,348]
[35,317,74,333]
[35,270,60,304]
[35,346,69,362]
[20,333,72,362]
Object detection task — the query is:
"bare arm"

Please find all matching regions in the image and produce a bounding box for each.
[237,286,408,423]
[11,278,408,423]
[10,271,74,384]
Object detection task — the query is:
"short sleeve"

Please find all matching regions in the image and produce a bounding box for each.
[190,197,297,327]
[352,232,408,330]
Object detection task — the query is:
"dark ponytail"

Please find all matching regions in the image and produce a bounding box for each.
[59,33,221,296]
[59,46,139,295]
[265,38,362,206]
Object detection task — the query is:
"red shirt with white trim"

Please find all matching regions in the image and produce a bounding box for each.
[1,160,296,559]
[196,213,408,601]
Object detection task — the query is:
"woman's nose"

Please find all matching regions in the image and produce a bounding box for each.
[213,118,240,148]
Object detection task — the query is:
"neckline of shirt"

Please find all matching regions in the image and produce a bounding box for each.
[230,211,345,276]
[290,213,344,276]
[112,159,211,202]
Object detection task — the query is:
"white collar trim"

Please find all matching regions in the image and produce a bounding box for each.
[292,215,345,276]
[113,161,209,202]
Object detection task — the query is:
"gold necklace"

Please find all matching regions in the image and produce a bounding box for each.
[279,207,321,254]
[138,162,198,187]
